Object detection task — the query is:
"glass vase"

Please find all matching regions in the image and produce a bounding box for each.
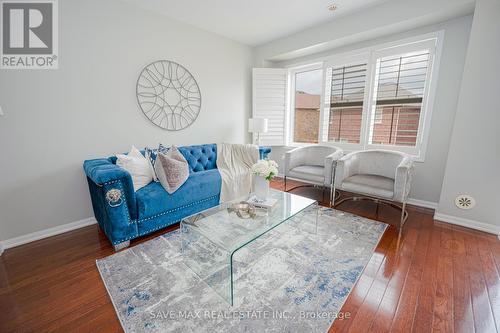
[254,175,270,200]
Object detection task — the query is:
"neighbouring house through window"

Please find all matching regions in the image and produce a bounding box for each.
[292,68,322,143]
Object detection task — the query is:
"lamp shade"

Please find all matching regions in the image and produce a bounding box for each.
[248,118,268,133]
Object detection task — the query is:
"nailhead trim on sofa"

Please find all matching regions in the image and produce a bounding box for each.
[136,195,218,223]
[111,194,219,245]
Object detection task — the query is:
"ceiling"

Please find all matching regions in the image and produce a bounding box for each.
[121,0,391,46]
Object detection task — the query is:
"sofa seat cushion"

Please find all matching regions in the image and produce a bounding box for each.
[341,174,394,199]
[135,169,221,222]
[288,165,325,184]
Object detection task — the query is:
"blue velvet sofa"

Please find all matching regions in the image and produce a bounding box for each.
[83,144,271,250]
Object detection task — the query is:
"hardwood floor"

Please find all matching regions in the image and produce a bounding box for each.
[1,178,499,332]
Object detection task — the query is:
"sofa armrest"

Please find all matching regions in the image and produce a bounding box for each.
[334,152,360,187]
[83,158,137,212]
[83,158,138,244]
[84,158,131,185]
[394,157,414,202]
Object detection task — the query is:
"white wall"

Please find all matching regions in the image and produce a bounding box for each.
[254,0,474,64]
[0,0,253,240]
[436,0,500,231]
[259,15,473,205]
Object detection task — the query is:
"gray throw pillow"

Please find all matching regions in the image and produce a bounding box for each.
[155,146,189,194]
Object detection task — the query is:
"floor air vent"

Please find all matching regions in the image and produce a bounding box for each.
[455,194,475,210]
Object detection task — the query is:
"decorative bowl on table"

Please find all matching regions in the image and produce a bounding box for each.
[227,202,268,219]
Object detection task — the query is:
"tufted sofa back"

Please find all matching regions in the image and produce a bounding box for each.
[108,144,217,173]
[178,144,217,172]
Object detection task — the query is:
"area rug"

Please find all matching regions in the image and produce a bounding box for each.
[96,206,387,332]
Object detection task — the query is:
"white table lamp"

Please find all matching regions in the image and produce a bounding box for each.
[248,118,268,145]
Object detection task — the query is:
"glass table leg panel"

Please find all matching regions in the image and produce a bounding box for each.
[288,202,320,235]
[180,222,231,304]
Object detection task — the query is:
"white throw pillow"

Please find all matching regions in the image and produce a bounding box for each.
[116,146,153,191]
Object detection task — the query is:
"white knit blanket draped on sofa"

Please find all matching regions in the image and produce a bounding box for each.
[216,143,259,202]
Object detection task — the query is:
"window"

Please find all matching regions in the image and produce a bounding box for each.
[290,65,322,143]
[252,33,441,160]
[298,35,439,159]
[325,62,367,144]
[368,50,431,147]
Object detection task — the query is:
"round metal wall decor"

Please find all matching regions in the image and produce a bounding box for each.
[136,60,201,130]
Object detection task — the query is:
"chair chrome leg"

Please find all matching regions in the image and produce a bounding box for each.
[399,167,410,237]
[330,160,337,207]
[331,184,336,207]
[398,200,407,242]
[330,186,333,206]
[400,200,407,230]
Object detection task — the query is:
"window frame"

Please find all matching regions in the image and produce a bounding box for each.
[320,51,372,152]
[285,31,444,162]
[288,62,323,145]
[365,38,438,157]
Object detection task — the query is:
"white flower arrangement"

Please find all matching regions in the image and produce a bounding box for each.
[251,159,279,181]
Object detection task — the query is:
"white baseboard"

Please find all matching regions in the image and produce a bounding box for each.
[407,198,438,210]
[1,217,97,253]
[434,212,500,235]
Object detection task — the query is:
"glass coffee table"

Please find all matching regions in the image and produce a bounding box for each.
[180,189,317,306]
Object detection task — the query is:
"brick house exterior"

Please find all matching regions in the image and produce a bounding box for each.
[293,92,320,143]
[371,106,420,146]
[294,91,421,146]
[328,108,363,143]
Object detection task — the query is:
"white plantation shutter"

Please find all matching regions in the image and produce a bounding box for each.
[252,68,288,145]
[322,62,368,144]
[368,46,434,148]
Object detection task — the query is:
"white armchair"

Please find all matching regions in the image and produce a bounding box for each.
[284,145,343,203]
[334,150,413,230]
